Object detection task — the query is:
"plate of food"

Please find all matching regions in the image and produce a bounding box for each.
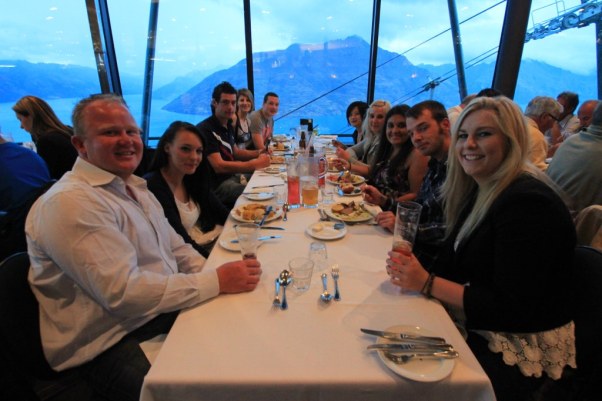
[326,171,365,186]
[271,142,290,151]
[270,155,286,164]
[272,134,288,142]
[244,189,275,201]
[218,230,266,252]
[374,325,456,382]
[337,183,362,197]
[324,201,373,222]
[306,221,347,240]
[263,166,282,174]
[230,203,282,223]
[327,157,344,172]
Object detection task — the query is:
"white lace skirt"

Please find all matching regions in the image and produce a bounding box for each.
[474,322,576,380]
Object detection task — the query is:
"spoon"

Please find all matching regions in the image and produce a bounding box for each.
[283,203,289,221]
[320,273,333,302]
[272,278,281,307]
[279,270,291,310]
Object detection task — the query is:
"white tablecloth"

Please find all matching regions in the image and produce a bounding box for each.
[140,170,496,401]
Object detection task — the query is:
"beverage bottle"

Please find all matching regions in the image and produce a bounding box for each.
[298,131,306,151]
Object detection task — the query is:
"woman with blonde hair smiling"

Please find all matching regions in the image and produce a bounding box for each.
[232,88,255,150]
[386,96,576,401]
[12,95,77,179]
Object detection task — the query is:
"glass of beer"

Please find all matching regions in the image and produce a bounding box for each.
[301,175,319,208]
[234,223,260,260]
[392,201,423,255]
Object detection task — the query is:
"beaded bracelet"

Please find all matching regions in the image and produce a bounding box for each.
[420,273,436,298]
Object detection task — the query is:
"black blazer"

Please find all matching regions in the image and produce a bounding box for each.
[145,166,229,258]
[432,174,575,333]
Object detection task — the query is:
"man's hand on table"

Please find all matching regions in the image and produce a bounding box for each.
[253,153,271,169]
[217,259,263,293]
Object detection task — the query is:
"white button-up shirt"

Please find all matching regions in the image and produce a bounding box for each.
[26,158,219,371]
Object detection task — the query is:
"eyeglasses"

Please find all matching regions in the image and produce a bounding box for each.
[546,113,560,122]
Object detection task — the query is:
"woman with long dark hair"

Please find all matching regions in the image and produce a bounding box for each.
[145,121,229,257]
[362,105,428,204]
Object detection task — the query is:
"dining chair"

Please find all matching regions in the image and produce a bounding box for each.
[0,252,90,400]
[533,246,602,401]
[565,245,602,400]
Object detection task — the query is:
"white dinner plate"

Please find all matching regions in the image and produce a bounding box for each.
[325,173,365,186]
[270,155,286,164]
[230,204,282,223]
[263,166,282,174]
[337,185,362,197]
[306,221,347,240]
[375,325,455,382]
[244,190,275,201]
[271,143,291,151]
[218,230,266,252]
[324,203,372,222]
[272,135,288,142]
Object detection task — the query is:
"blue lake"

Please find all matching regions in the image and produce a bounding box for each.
[1,95,353,146]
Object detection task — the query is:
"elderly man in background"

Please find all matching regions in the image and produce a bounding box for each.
[547,101,602,214]
[26,93,262,401]
[576,99,599,131]
[524,96,563,170]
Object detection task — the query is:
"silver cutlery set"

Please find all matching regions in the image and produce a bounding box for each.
[361,328,459,365]
[273,266,341,309]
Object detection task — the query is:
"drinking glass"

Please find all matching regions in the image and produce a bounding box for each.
[308,241,328,271]
[320,187,334,207]
[274,185,287,205]
[286,158,300,206]
[289,257,314,291]
[301,175,319,208]
[234,223,260,260]
[392,201,423,255]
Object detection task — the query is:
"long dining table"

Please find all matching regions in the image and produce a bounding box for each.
[140,158,496,401]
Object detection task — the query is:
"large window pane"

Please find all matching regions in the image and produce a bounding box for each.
[107,0,247,145]
[0,1,99,144]
[515,0,597,109]
[153,0,247,143]
[377,1,506,110]
[250,0,374,136]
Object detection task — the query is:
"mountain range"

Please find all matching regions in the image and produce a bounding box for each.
[0,36,596,118]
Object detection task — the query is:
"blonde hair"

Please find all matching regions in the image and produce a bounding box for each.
[237,88,255,112]
[442,96,538,243]
[12,95,72,141]
[361,99,391,139]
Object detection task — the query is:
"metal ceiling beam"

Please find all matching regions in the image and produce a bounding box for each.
[492,0,532,99]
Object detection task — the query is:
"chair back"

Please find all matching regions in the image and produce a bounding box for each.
[571,245,602,373]
[0,252,57,380]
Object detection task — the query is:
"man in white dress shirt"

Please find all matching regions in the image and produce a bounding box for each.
[25,94,262,401]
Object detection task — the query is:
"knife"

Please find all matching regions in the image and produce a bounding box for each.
[241,192,273,196]
[361,328,447,345]
[367,343,454,352]
[233,224,284,230]
[258,205,273,226]
[230,235,282,244]
[250,184,285,189]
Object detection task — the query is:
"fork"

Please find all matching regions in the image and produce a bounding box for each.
[384,350,459,364]
[331,265,341,301]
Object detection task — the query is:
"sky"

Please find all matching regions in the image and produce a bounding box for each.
[0,0,597,87]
